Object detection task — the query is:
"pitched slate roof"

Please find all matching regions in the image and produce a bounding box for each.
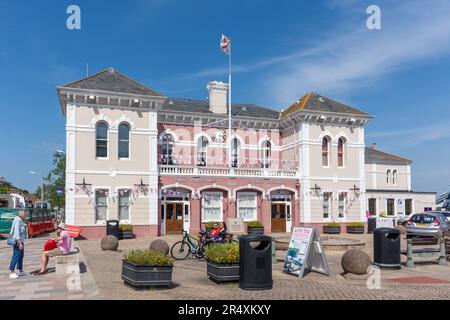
[281,92,371,118]
[63,68,161,96]
[365,147,412,165]
[161,98,280,120]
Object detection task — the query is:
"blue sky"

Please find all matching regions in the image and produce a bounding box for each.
[1,0,449,195]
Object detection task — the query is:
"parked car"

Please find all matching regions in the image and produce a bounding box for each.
[405,212,449,238]
[397,215,412,226]
[439,211,450,222]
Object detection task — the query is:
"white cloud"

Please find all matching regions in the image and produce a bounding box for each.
[366,120,450,149]
[268,0,450,105]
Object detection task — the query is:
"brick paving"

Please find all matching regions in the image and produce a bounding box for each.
[77,234,450,300]
[0,233,100,300]
[2,232,450,300]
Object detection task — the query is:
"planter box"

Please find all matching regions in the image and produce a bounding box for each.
[346,227,365,234]
[207,260,240,283]
[121,260,173,288]
[247,227,264,235]
[323,226,341,234]
[119,231,136,240]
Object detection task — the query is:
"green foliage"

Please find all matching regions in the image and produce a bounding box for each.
[380,211,388,218]
[205,243,240,264]
[205,221,222,229]
[325,222,341,228]
[347,222,364,228]
[120,224,134,232]
[35,152,66,209]
[247,220,264,228]
[125,249,174,266]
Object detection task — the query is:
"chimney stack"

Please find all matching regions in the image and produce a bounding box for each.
[371,143,377,150]
[207,81,228,114]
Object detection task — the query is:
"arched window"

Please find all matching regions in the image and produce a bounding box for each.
[162,134,174,165]
[322,137,330,167]
[392,170,398,185]
[197,136,208,167]
[386,170,391,184]
[338,137,346,167]
[261,140,271,168]
[118,123,130,159]
[231,138,240,168]
[96,122,108,158]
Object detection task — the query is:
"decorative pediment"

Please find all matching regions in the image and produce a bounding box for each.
[114,115,136,130]
[91,113,113,128]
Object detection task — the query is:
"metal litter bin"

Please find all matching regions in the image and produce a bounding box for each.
[367,217,377,234]
[239,234,273,291]
[106,220,120,239]
[373,228,401,269]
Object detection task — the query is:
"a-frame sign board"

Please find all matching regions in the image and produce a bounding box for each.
[283,227,330,278]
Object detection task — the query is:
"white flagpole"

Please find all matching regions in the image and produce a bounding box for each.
[228,38,232,168]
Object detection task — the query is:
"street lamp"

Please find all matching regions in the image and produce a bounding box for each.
[29,171,45,201]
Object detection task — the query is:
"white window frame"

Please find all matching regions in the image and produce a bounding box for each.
[323,192,332,220]
[237,192,258,222]
[201,192,223,223]
[261,140,271,168]
[117,188,131,223]
[231,138,240,168]
[94,187,110,224]
[118,122,131,160]
[197,136,209,167]
[337,137,346,168]
[338,192,347,220]
[322,136,330,168]
[95,122,109,160]
[392,170,398,185]
[386,170,391,185]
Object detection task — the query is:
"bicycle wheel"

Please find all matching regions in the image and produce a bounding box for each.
[170,241,191,260]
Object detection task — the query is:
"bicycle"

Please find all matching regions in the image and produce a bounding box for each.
[170,230,210,260]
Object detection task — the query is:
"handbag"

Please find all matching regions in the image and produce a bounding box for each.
[6,236,17,246]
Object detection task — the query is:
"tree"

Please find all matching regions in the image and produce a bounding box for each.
[34,152,66,208]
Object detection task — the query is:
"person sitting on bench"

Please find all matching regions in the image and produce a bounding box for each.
[35,223,72,275]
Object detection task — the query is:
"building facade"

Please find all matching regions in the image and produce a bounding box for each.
[57,68,436,238]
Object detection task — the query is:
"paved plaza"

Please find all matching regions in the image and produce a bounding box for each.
[1,233,450,300]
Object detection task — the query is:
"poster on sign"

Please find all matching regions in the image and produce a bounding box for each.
[283,227,329,278]
[65,225,82,238]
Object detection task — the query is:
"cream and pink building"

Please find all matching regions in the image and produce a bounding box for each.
[56,68,435,238]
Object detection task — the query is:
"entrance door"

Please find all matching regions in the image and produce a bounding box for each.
[271,204,286,233]
[166,203,184,234]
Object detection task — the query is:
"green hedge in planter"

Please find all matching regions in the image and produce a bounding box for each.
[119,224,134,233]
[205,243,239,264]
[125,249,174,266]
[347,222,364,228]
[247,220,264,228]
[325,222,341,228]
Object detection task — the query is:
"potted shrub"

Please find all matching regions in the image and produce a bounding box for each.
[323,222,341,234]
[121,249,174,288]
[346,222,365,234]
[119,224,136,240]
[247,220,264,235]
[205,243,240,283]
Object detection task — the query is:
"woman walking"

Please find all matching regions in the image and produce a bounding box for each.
[9,210,28,279]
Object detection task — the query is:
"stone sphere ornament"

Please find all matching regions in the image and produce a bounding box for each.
[341,249,372,275]
[149,239,170,256]
[101,235,119,251]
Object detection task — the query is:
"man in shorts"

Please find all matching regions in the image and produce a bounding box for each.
[35,223,72,275]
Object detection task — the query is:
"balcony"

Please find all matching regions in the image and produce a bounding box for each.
[158,155,298,179]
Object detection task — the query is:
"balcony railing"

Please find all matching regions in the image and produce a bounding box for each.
[158,155,298,179]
